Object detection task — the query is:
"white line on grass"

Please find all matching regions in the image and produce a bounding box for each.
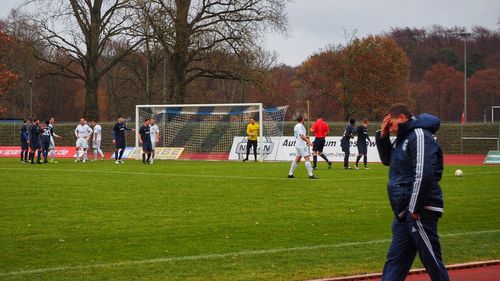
[1,167,498,182]
[0,167,387,182]
[0,229,498,276]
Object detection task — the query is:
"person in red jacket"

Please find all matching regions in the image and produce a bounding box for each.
[310,114,332,170]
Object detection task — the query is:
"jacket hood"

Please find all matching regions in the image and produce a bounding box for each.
[397,113,441,139]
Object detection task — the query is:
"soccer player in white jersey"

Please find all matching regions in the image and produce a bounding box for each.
[288,116,317,179]
[149,118,160,164]
[74,118,93,162]
[47,117,63,163]
[91,120,105,161]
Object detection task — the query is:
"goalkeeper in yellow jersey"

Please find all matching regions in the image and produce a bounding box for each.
[243,117,259,162]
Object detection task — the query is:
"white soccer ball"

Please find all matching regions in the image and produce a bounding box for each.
[455,169,463,177]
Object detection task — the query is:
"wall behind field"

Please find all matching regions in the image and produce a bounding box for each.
[0,122,498,155]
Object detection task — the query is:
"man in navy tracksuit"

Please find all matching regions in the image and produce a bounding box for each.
[376,104,449,281]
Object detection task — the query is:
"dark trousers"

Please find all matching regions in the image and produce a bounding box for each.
[341,145,350,168]
[382,212,449,281]
[246,140,257,160]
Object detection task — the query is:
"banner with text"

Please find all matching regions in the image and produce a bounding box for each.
[128,147,185,160]
[229,136,387,162]
[0,146,77,158]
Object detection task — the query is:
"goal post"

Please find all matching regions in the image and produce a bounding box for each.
[135,103,288,161]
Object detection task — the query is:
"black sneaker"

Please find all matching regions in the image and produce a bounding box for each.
[344,166,352,170]
[328,162,332,169]
[309,175,318,179]
[287,175,295,178]
[243,159,248,162]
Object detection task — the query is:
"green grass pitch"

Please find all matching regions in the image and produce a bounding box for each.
[0,158,498,280]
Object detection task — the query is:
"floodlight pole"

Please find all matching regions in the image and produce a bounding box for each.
[458,32,472,154]
[28,80,33,118]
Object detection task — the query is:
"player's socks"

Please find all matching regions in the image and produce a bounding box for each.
[147,153,151,163]
[118,149,125,160]
[114,150,119,160]
[24,150,28,162]
[320,154,330,163]
[305,161,314,177]
[37,150,42,163]
[364,155,368,167]
[313,155,317,168]
[20,151,24,161]
[254,150,257,161]
[142,153,146,163]
[29,152,34,163]
[355,155,362,166]
[76,150,80,161]
[288,160,298,176]
[50,150,55,160]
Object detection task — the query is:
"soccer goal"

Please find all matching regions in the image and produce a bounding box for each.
[135,103,289,161]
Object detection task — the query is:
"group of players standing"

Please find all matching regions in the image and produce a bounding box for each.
[20,117,62,164]
[287,115,372,179]
[20,116,159,165]
[242,114,372,179]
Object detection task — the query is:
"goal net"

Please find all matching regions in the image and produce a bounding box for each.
[135,103,288,160]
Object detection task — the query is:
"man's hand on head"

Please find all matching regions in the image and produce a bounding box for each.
[380,114,391,138]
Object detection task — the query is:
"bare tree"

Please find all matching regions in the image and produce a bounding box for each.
[141,0,288,103]
[19,0,143,119]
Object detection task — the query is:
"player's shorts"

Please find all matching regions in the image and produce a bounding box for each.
[357,142,367,154]
[76,138,89,149]
[93,140,101,149]
[115,139,126,150]
[21,139,28,150]
[247,139,257,150]
[340,138,350,153]
[295,147,310,157]
[30,139,41,150]
[312,137,326,152]
[142,142,152,152]
[49,137,55,150]
[42,139,51,151]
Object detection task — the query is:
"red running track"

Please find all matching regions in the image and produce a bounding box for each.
[403,264,500,281]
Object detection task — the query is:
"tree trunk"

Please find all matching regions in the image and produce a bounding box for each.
[167,0,191,104]
[84,75,100,120]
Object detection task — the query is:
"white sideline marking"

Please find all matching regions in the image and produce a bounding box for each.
[0,167,387,182]
[0,167,498,182]
[0,229,498,276]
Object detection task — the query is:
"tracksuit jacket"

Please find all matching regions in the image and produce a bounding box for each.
[376,113,444,217]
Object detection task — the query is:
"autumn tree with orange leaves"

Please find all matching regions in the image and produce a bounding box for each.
[0,28,18,113]
[296,35,411,120]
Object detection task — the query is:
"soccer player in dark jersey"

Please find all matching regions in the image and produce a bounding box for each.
[112,116,135,164]
[139,118,153,164]
[48,117,62,163]
[340,119,355,169]
[28,118,42,164]
[41,120,53,163]
[355,118,371,170]
[20,119,29,163]
[310,114,332,170]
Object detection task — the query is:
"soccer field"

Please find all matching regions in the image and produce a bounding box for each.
[0,159,498,281]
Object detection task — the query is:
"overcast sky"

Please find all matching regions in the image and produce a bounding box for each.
[1,0,499,66]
